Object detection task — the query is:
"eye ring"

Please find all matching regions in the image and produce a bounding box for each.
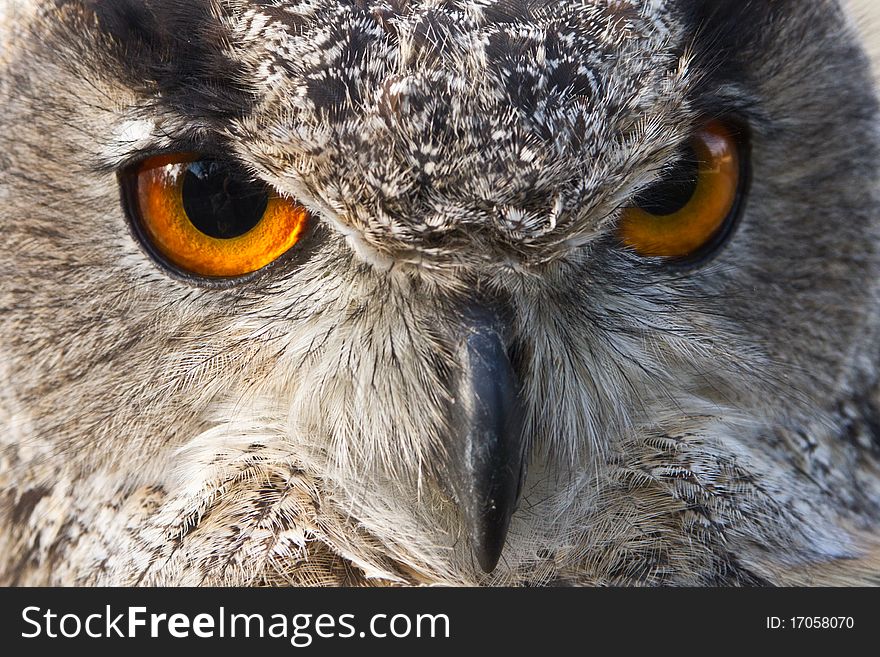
[619,120,750,264]
[121,153,311,281]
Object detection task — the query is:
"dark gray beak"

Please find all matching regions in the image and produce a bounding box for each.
[448,304,527,573]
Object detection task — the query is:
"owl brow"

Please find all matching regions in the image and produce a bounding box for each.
[678,0,807,83]
[93,124,238,175]
[84,0,255,122]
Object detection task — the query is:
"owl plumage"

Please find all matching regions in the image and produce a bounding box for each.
[2,0,880,586]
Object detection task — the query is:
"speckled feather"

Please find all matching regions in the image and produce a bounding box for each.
[2,0,880,586]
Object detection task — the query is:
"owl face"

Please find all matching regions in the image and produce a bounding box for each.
[2,0,880,586]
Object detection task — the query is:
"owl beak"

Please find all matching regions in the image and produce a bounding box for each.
[449,304,527,574]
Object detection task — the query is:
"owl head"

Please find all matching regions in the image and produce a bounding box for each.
[1,0,880,585]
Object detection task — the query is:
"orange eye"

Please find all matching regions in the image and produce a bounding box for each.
[619,121,745,260]
[124,154,309,278]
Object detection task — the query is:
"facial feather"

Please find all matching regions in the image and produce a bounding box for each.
[1,0,879,585]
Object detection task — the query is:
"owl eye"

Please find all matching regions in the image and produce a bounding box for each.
[619,121,746,261]
[123,154,310,278]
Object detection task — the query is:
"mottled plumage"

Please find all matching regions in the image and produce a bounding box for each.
[2,0,880,586]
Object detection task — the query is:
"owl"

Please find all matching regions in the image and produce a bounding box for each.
[2,0,880,587]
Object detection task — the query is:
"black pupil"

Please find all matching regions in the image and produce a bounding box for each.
[633,145,700,216]
[181,161,269,239]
